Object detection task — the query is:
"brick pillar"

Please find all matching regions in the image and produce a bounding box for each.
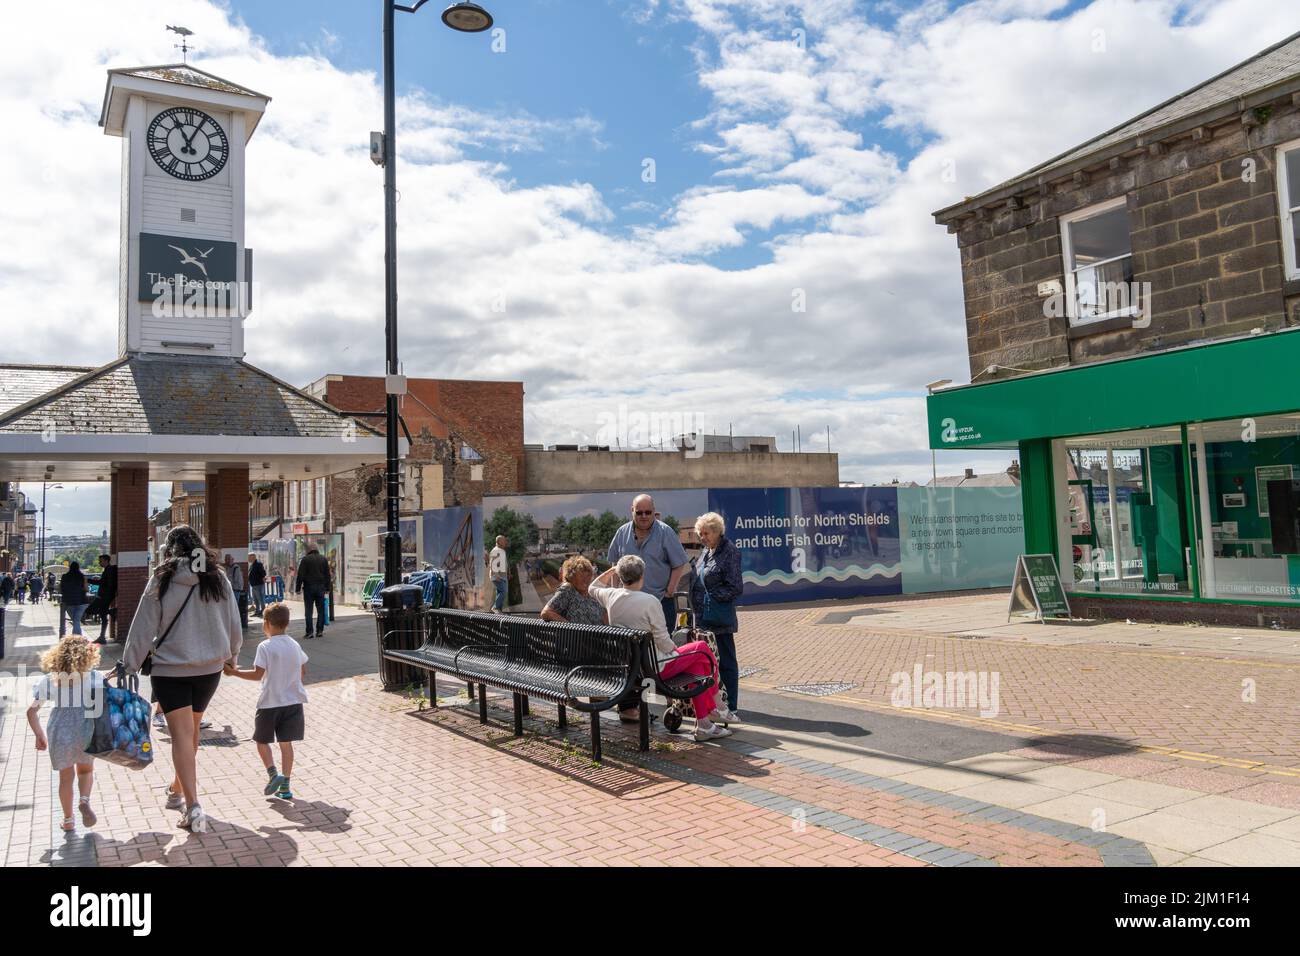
[111,464,150,640]
[207,467,250,573]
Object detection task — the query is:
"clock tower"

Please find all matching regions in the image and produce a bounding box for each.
[100,65,269,358]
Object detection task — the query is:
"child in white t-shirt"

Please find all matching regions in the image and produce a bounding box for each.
[224,602,308,799]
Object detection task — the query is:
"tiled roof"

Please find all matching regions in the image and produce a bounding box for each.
[109,64,268,99]
[939,31,1300,219]
[928,474,1020,488]
[0,365,95,416]
[0,354,375,438]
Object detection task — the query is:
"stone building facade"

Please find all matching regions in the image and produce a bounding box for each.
[927,33,1300,627]
[938,55,1300,380]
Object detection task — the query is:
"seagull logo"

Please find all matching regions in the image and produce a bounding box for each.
[168,244,213,277]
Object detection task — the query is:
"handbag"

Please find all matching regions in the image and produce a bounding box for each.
[139,583,197,677]
[698,588,738,631]
[86,664,154,770]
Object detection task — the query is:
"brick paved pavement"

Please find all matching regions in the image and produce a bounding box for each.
[736,591,1300,776]
[3,593,1299,866]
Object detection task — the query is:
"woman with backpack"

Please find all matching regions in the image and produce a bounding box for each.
[122,525,242,833]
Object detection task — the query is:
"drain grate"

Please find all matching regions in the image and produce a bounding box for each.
[775,681,858,697]
[737,665,767,679]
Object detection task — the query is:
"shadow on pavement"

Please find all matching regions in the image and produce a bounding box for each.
[266,798,353,835]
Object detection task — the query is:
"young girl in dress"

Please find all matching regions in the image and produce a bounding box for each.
[26,635,102,832]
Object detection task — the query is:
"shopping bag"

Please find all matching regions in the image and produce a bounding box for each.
[86,664,154,770]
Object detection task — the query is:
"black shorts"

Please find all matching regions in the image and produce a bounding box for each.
[151,671,223,715]
[253,704,305,744]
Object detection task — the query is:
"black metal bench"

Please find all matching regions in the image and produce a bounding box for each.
[382,608,649,760]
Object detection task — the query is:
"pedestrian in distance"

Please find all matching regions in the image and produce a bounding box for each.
[295,544,332,640]
[26,635,102,832]
[489,535,509,613]
[91,554,118,644]
[224,602,308,801]
[122,524,242,834]
[224,553,248,629]
[247,552,268,617]
[1,571,13,605]
[58,560,90,638]
[29,571,43,604]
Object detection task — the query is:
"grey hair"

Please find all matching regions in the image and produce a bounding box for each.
[694,512,725,536]
[615,554,645,586]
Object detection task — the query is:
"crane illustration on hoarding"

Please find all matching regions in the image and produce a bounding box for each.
[442,511,476,609]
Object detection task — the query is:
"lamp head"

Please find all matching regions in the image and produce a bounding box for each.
[442,2,492,32]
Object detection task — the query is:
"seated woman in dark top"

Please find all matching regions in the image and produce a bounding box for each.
[541,556,607,626]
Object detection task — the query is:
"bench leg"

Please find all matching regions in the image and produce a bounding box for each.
[512,693,523,736]
[590,711,602,762]
[639,699,650,752]
[478,684,488,724]
[521,695,530,717]
[427,670,437,709]
[557,703,567,729]
[467,681,476,701]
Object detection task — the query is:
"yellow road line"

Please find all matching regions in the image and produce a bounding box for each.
[744,678,1300,779]
[799,614,1300,670]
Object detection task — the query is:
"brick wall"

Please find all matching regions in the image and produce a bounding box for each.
[314,376,525,530]
[944,101,1300,379]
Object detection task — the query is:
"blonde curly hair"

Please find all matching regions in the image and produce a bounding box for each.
[561,555,595,583]
[39,635,101,675]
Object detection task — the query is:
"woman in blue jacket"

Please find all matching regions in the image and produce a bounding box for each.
[690,512,744,723]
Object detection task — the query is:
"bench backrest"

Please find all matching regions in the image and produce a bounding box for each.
[427,608,647,675]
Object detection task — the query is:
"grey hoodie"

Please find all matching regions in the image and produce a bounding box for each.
[123,564,243,677]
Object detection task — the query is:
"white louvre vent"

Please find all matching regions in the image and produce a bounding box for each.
[180,208,196,222]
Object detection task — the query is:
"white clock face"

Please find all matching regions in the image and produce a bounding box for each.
[147,106,229,181]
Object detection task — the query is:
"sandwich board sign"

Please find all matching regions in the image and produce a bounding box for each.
[1008,554,1071,623]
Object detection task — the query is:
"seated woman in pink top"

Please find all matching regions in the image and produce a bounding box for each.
[589,555,731,741]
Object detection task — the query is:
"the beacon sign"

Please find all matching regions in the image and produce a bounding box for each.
[137,231,238,302]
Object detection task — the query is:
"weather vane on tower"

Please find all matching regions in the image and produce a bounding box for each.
[166,24,195,63]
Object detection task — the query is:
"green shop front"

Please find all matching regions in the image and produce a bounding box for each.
[927,329,1300,625]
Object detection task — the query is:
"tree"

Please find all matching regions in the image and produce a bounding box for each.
[550,515,568,545]
[523,514,540,547]
[662,514,680,533]
[596,510,623,550]
[569,514,597,550]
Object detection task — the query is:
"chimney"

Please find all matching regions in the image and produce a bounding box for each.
[1007,460,1021,480]
[963,468,975,480]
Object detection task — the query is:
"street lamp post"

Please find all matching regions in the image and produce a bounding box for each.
[39,481,63,571]
[380,1,493,587]
[924,380,952,487]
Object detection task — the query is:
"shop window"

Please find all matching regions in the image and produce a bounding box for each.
[1277,139,1300,281]
[1054,426,1192,595]
[1190,415,1300,604]
[1059,197,1138,326]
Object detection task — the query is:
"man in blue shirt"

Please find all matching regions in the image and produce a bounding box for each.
[607,493,690,634]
